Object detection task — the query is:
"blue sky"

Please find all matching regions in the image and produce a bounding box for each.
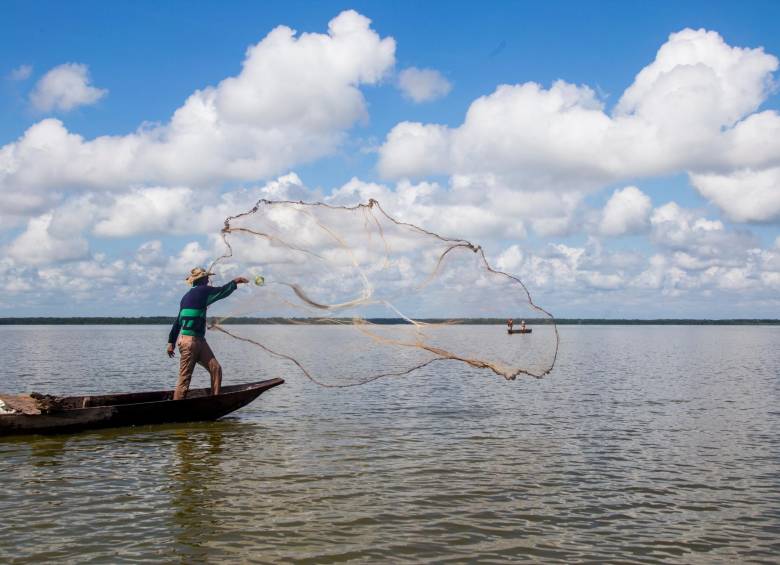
[1,1,780,318]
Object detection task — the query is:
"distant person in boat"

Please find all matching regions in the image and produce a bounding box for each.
[167,267,249,400]
[507,318,514,331]
[520,320,526,331]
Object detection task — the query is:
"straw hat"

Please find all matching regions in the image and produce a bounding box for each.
[185,267,214,285]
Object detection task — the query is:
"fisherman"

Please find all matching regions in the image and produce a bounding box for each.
[520,320,526,331]
[167,267,249,400]
[507,318,514,331]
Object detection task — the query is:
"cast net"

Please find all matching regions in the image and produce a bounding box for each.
[207,199,558,387]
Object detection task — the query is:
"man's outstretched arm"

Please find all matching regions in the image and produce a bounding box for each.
[206,277,249,306]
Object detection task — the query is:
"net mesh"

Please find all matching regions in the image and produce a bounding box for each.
[207,198,559,387]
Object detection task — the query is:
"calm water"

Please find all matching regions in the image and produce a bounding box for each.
[1,325,778,563]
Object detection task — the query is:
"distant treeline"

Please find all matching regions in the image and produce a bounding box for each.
[1,317,778,326]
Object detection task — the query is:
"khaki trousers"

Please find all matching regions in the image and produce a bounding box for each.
[175,335,222,400]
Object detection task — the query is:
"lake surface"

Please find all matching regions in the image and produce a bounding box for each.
[1,325,778,563]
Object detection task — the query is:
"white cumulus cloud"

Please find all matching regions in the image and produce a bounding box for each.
[615,29,776,128]
[166,241,212,278]
[2,19,780,317]
[92,173,312,238]
[7,213,89,266]
[600,186,652,236]
[650,202,756,259]
[0,10,395,217]
[378,28,780,226]
[93,187,195,237]
[29,63,107,112]
[689,167,780,223]
[397,67,452,102]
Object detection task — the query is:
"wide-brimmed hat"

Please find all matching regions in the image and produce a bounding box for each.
[185,267,214,285]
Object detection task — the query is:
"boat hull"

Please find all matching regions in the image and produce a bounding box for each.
[507,328,532,334]
[0,378,283,436]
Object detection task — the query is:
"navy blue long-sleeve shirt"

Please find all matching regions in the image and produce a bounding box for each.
[168,280,238,344]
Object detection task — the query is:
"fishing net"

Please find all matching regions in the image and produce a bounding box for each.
[207,199,558,387]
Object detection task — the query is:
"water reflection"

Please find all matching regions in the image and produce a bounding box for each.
[29,435,70,468]
[1,325,779,562]
[168,425,228,561]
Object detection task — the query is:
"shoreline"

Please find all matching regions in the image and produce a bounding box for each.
[1,317,778,326]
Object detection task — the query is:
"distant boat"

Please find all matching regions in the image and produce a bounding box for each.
[0,378,283,436]
[507,328,532,334]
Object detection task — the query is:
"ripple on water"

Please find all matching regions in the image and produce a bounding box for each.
[1,325,779,563]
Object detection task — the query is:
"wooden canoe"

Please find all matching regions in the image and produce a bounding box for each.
[507,328,532,334]
[0,378,283,436]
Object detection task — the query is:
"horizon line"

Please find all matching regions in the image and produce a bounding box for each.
[0,317,778,326]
